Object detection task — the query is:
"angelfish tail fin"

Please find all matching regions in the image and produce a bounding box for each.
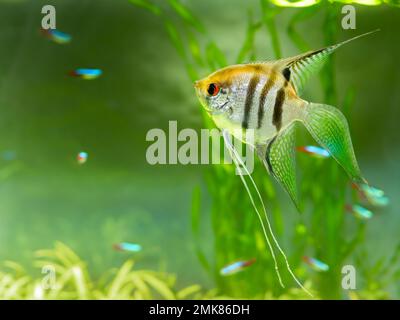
[300,102,366,184]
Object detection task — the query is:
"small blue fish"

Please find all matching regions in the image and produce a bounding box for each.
[77,151,88,164]
[41,28,71,44]
[368,195,389,207]
[354,183,389,207]
[2,150,16,161]
[69,69,103,80]
[113,242,142,253]
[303,256,329,272]
[297,145,330,158]
[346,204,373,220]
[220,258,256,276]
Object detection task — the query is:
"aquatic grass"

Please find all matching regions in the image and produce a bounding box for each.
[287,5,321,52]
[167,0,205,33]
[128,0,396,299]
[351,244,400,299]
[128,0,162,16]
[260,0,283,59]
[236,11,263,64]
[0,242,193,300]
[0,242,318,300]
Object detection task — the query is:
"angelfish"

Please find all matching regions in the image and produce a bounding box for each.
[194,30,377,295]
[194,31,377,209]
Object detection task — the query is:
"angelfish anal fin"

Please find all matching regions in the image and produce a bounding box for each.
[258,122,300,211]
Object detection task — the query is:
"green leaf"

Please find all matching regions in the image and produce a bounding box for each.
[206,42,227,70]
[168,0,205,33]
[164,20,186,59]
[176,284,202,299]
[128,0,162,16]
[236,12,262,64]
[188,32,203,66]
[107,260,135,299]
[141,273,175,299]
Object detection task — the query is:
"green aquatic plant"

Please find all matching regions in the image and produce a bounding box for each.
[0,242,184,299]
[129,0,394,299]
[0,242,198,300]
[3,242,396,300]
[350,244,400,299]
[0,242,318,300]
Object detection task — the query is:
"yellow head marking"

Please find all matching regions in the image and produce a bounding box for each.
[195,64,270,94]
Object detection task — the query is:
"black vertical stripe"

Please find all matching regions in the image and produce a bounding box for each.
[282,67,291,81]
[242,75,260,129]
[257,74,276,129]
[272,86,285,131]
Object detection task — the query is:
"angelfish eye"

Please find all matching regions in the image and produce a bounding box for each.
[207,83,220,96]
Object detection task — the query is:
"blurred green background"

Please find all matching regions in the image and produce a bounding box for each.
[0,0,399,299]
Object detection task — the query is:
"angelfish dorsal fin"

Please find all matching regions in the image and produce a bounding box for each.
[274,30,379,95]
[258,122,300,210]
[276,46,333,95]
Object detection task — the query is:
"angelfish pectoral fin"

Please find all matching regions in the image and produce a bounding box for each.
[259,122,300,210]
[301,102,366,184]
